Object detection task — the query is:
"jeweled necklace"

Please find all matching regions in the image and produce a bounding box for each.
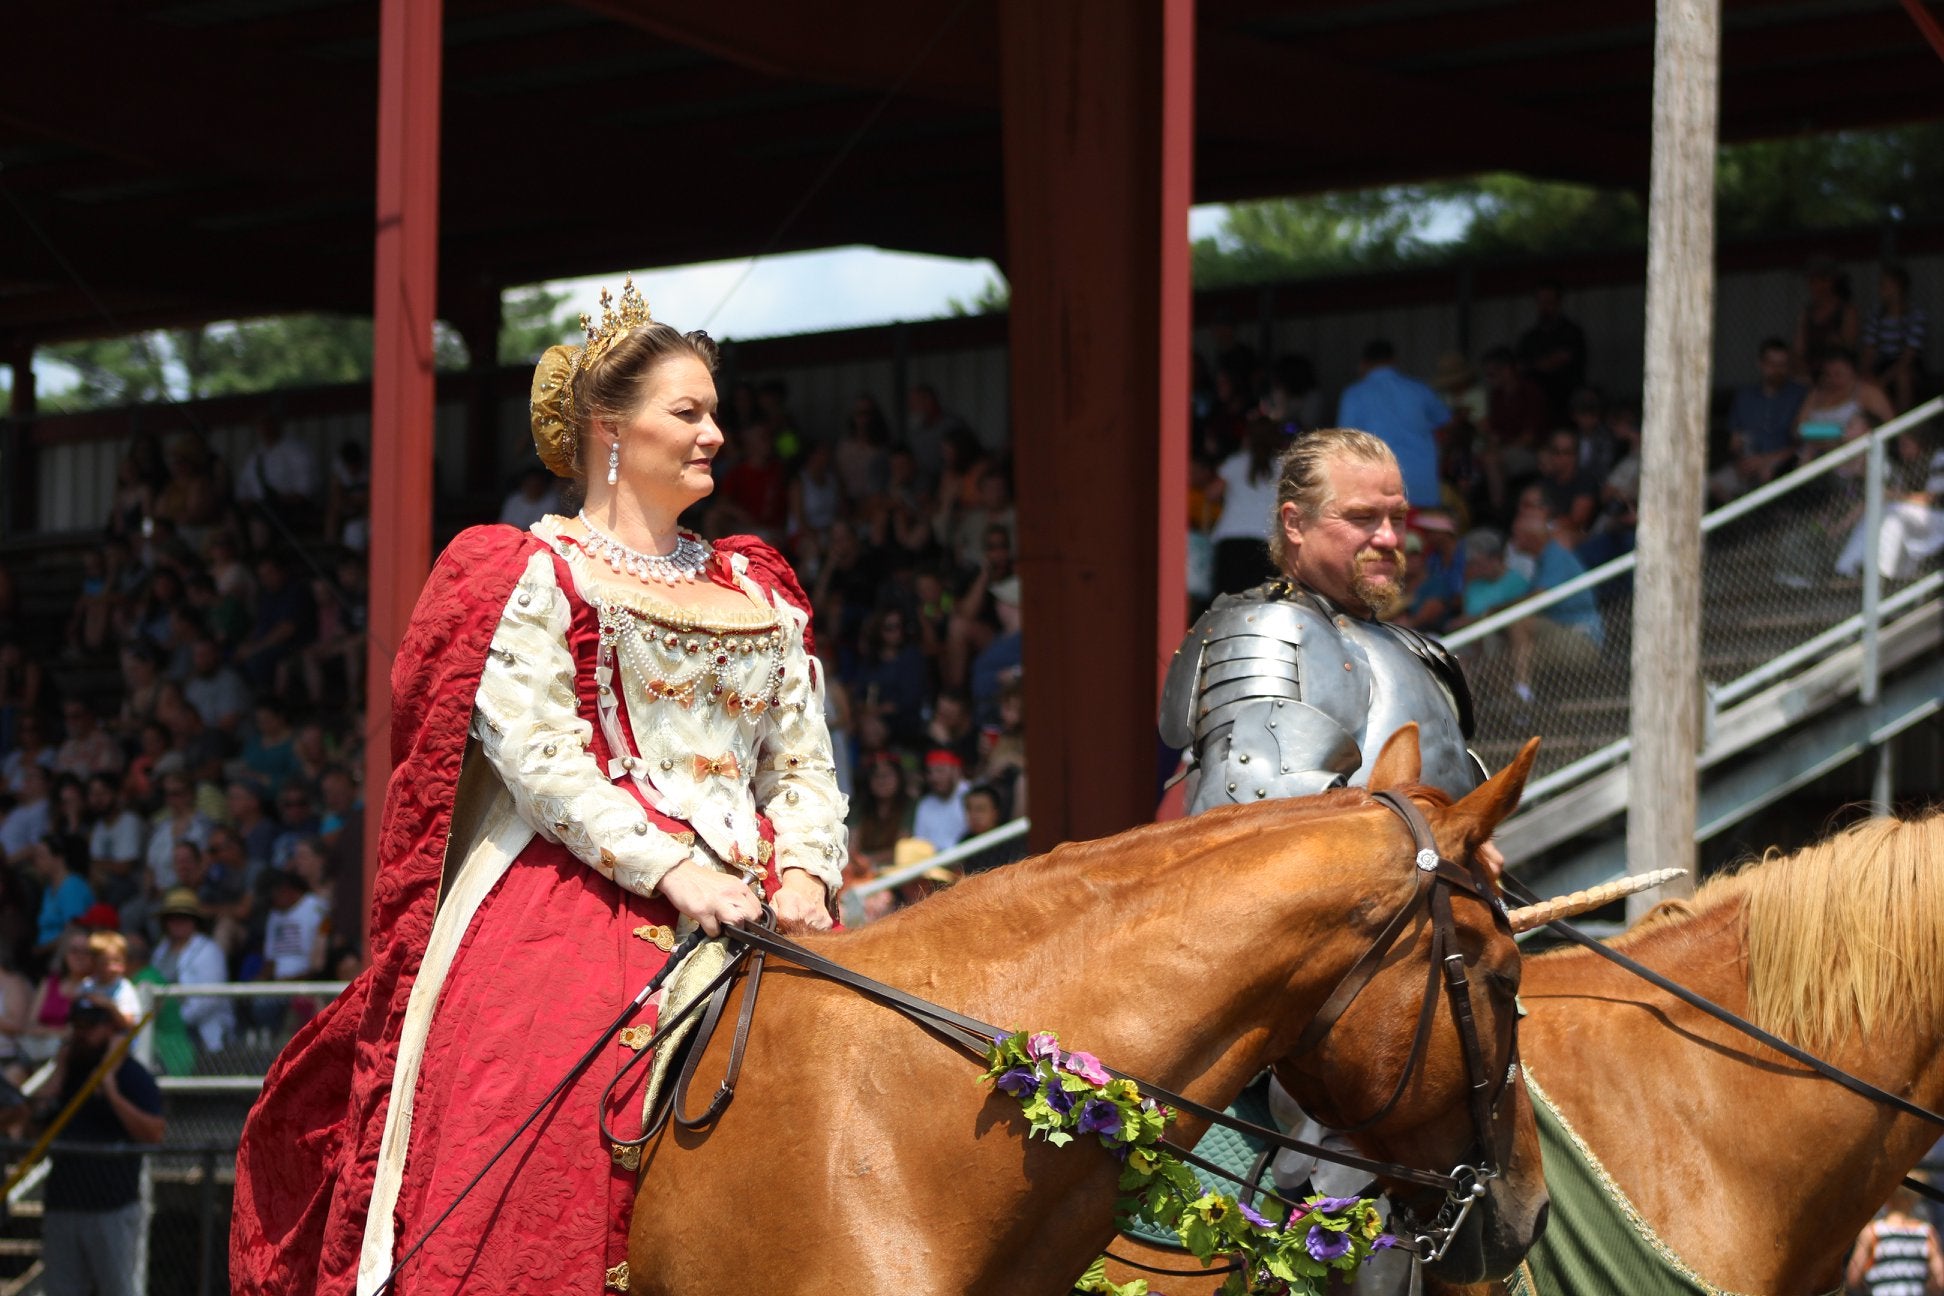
[577,511,713,585]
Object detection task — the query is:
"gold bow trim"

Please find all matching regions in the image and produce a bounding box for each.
[693,753,741,780]
[646,677,697,708]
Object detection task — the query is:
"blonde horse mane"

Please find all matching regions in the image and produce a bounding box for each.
[1618,809,1944,1052]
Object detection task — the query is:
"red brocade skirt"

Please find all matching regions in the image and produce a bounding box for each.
[384,833,779,1296]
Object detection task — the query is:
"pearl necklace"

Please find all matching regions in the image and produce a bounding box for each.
[577,511,713,585]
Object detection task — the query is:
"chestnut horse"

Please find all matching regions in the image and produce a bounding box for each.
[1417,810,1944,1296]
[626,731,1549,1295]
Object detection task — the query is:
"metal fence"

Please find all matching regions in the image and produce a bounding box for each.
[838,820,1032,925]
[1445,396,1944,809]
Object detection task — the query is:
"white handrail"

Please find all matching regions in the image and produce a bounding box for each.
[844,818,1032,900]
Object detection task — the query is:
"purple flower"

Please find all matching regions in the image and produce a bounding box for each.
[1373,1234,1399,1251]
[1063,1050,1112,1086]
[1027,1031,1062,1060]
[996,1066,1038,1098]
[1076,1098,1123,1138]
[1237,1201,1275,1231]
[1045,1079,1077,1115]
[1306,1225,1352,1262]
[1313,1196,1362,1213]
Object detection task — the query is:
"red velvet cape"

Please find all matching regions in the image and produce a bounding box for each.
[229,526,810,1295]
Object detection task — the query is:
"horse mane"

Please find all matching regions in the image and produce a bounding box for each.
[1611,808,1944,1052]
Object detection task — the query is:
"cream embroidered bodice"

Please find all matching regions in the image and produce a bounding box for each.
[468,521,848,901]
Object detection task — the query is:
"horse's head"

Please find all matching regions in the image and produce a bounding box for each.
[1273,726,1547,1285]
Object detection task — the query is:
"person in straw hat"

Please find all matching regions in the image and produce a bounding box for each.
[232,279,848,1296]
[151,887,231,1053]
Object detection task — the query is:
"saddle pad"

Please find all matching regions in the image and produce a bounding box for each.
[1514,1071,1740,1296]
[639,935,734,1138]
[1119,1074,1276,1248]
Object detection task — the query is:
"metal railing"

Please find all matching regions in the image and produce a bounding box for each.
[1444,396,1944,807]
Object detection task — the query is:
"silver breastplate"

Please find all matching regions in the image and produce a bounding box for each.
[1161,584,1481,814]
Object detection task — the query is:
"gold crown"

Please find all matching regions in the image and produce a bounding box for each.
[574,276,655,380]
[529,276,655,478]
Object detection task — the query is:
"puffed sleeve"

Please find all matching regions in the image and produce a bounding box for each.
[471,550,693,898]
[751,591,848,895]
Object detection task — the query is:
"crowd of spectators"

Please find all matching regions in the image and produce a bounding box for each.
[1190,260,1938,708]
[0,417,369,1070]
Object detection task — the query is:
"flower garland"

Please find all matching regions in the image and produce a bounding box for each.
[981,1030,1395,1296]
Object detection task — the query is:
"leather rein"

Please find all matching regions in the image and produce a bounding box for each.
[601,790,1521,1263]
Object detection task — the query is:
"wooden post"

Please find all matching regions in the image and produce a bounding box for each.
[364,0,444,924]
[998,0,1193,851]
[1627,0,1719,917]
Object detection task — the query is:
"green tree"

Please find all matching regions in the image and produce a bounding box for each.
[499,285,580,364]
[947,272,1012,317]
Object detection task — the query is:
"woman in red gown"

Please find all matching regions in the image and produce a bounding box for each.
[231,281,848,1296]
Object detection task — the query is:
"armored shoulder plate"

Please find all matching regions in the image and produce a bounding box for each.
[1372,621,1477,740]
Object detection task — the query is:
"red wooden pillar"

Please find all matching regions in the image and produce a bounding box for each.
[364,0,443,925]
[999,0,1193,851]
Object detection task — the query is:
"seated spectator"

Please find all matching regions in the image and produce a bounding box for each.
[835,394,891,502]
[713,424,788,540]
[0,943,35,1081]
[84,774,144,910]
[64,549,118,657]
[912,750,969,852]
[1861,264,1928,413]
[52,702,123,780]
[146,772,213,893]
[270,782,321,867]
[239,699,301,792]
[206,530,256,604]
[498,467,562,531]
[977,680,1028,818]
[960,783,1027,872]
[1794,347,1894,454]
[1835,428,1943,581]
[1793,256,1861,380]
[848,608,930,746]
[117,643,166,740]
[315,765,361,843]
[152,889,232,1053]
[125,931,192,1076]
[1208,418,1286,596]
[0,645,47,758]
[174,839,247,955]
[939,464,1017,573]
[235,553,317,693]
[943,526,1016,689]
[33,834,95,960]
[849,756,911,866]
[1480,347,1549,477]
[1,764,53,867]
[1535,430,1601,535]
[1712,338,1808,503]
[301,554,367,709]
[259,869,328,982]
[183,634,252,733]
[969,577,1024,726]
[50,774,89,840]
[1566,387,1617,479]
[1394,512,1465,635]
[1517,281,1590,425]
[923,690,980,769]
[79,930,142,1030]
[325,439,371,552]
[235,416,319,522]
[1,714,54,797]
[788,440,844,543]
[1844,1185,1944,1296]
[837,845,896,928]
[22,931,94,1063]
[224,781,278,875]
[290,721,333,788]
[1505,502,1605,704]
[122,721,171,807]
[151,433,228,545]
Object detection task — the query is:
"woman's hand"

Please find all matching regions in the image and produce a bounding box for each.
[655,862,764,938]
[773,869,833,934]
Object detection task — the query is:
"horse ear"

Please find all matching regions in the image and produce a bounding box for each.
[1448,737,1540,845]
[1368,724,1423,791]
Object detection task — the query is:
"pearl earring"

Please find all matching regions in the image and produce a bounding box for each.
[606,441,620,486]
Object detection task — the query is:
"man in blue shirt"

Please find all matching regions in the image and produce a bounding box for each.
[1335,339,1450,507]
[1711,337,1808,503]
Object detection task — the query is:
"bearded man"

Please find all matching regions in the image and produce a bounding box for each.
[1157,427,1497,1296]
[1163,427,1486,808]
